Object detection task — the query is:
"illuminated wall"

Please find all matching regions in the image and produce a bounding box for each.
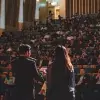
[36,0,66,19]
[59,0,66,18]
[48,0,66,18]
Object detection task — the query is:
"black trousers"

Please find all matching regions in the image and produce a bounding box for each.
[35,94,44,100]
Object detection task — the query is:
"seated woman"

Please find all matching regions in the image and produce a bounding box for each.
[4,72,15,85]
[4,72,15,100]
[0,72,7,100]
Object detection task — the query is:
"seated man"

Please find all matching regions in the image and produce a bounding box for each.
[75,68,90,100]
[96,69,100,84]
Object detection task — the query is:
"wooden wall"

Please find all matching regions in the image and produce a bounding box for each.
[66,0,100,17]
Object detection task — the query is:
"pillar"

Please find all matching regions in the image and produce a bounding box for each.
[69,0,72,17]
[97,0,100,11]
[81,0,83,14]
[89,0,91,13]
[85,0,89,14]
[73,0,74,15]
[79,0,82,14]
[91,0,94,13]
[95,0,97,13]
[79,0,80,14]
[83,0,85,14]
[77,0,79,14]
[0,0,5,35]
[93,0,95,13]
[23,0,36,28]
[75,0,77,13]
[66,0,70,17]
[87,0,89,13]
[71,0,73,16]
[85,0,86,13]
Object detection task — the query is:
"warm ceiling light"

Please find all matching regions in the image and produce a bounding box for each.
[36,0,39,2]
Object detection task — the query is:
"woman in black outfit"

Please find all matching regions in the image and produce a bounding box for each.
[47,45,75,100]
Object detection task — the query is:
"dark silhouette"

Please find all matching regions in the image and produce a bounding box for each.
[47,45,75,100]
[11,44,43,100]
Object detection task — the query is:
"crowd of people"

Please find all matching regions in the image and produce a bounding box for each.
[0,11,100,100]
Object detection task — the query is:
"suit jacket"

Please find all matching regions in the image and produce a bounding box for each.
[75,74,90,86]
[11,56,44,100]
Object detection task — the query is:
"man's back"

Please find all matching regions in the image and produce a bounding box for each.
[11,44,44,100]
[11,56,41,100]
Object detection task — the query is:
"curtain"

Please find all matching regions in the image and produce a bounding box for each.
[24,0,36,22]
[5,0,20,28]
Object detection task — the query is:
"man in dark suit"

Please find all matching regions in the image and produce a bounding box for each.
[11,44,44,100]
[75,68,90,100]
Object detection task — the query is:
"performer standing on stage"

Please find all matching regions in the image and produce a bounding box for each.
[47,45,75,100]
[11,44,44,100]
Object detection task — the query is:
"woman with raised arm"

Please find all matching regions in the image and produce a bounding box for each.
[47,45,75,100]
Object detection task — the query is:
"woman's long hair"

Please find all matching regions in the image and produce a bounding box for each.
[54,45,73,71]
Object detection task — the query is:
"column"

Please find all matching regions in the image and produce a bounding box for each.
[83,0,85,14]
[75,0,77,13]
[71,0,73,16]
[80,0,82,14]
[0,0,5,35]
[12,0,20,27]
[79,0,80,14]
[66,0,70,17]
[95,0,97,13]
[23,0,29,22]
[91,0,94,13]
[97,0,100,11]
[69,0,71,17]
[87,0,89,13]
[81,0,83,14]
[93,0,95,13]
[73,0,74,15]
[77,0,79,14]
[18,0,24,31]
[97,0,98,11]
[85,0,89,14]
[99,0,100,10]
[89,0,91,14]
[23,0,36,27]
[32,0,36,22]
[28,0,31,22]
[92,0,95,13]
[85,0,86,13]
[86,0,88,14]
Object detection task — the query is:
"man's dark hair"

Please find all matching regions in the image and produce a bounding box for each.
[18,44,31,54]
